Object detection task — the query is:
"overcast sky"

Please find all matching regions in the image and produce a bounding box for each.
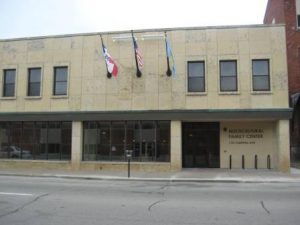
[0,0,268,39]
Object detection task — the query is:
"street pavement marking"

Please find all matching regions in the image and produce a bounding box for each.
[0,192,33,196]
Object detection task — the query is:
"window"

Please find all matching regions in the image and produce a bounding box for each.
[83,121,170,162]
[188,61,205,92]
[3,69,16,97]
[220,60,237,92]
[0,121,71,160]
[252,59,270,91]
[111,122,125,161]
[53,67,68,96]
[28,68,41,96]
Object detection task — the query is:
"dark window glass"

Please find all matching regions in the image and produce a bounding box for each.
[156,121,170,162]
[0,122,10,159]
[220,60,237,91]
[3,69,16,97]
[188,61,205,92]
[111,122,125,161]
[47,122,61,160]
[83,121,171,162]
[28,68,41,96]
[141,121,155,161]
[83,121,99,160]
[126,121,140,161]
[35,122,47,160]
[9,122,22,159]
[0,121,71,161]
[53,67,68,95]
[252,59,270,91]
[298,15,300,28]
[21,122,35,159]
[61,122,71,160]
[98,122,110,161]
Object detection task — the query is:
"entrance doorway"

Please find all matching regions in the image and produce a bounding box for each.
[182,122,220,168]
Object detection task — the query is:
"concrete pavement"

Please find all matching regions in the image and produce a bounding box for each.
[1,176,300,225]
[1,167,300,183]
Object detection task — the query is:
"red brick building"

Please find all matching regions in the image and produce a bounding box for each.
[264,0,300,162]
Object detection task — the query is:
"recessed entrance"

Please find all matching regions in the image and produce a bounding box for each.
[182,122,220,168]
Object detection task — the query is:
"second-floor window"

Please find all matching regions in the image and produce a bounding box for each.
[220,60,237,92]
[53,67,68,96]
[188,61,205,92]
[3,69,16,97]
[28,68,41,96]
[252,59,270,91]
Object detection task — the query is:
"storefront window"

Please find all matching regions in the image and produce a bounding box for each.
[83,120,170,162]
[126,121,140,161]
[35,122,47,160]
[83,122,98,160]
[48,122,61,160]
[0,122,10,159]
[141,121,155,161]
[111,122,125,161]
[98,122,110,160]
[156,121,170,162]
[61,122,71,160]
[22,122,35,159]
[0,121,71,160]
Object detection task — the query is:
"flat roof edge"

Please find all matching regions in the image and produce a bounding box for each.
[0,24,286,42]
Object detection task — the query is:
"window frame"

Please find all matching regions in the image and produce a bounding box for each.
[187,61,205,93]
[27,67,42,97]
[252,59,270,92]
[3,69,16,97]
[219,60,238,92]
[53,66,68,96]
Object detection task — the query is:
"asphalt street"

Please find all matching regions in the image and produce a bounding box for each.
[0,175,300,225]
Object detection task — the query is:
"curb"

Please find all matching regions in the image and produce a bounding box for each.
[1,173,300,183]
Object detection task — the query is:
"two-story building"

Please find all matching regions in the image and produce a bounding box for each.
[0,24,292,172]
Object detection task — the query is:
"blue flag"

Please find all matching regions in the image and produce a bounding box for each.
[166,36,176,76]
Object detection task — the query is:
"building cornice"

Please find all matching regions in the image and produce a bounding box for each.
[0,24,286,42]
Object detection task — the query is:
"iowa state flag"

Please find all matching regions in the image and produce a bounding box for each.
[102,44,118,77]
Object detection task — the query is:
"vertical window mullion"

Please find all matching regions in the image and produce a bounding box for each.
[139,121,142,162]
[154,121,157,161]
[59,121,62,160]
[124,121,127,161]
[21,122,23,159]
[46,122,49,160]
[109,121,112,161]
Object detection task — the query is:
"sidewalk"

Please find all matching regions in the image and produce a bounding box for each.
[1,167,300,183]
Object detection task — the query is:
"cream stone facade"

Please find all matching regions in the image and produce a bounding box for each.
[0,24,292,172]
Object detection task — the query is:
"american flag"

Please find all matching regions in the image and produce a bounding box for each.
[133,37,143,70]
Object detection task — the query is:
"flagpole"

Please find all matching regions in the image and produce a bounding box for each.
[131,30,142,78]
[165,32,172,77]
[100,35,112,79]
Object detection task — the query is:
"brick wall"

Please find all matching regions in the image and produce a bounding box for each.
[264,0,285,24]
[284,0,300,95]
[265,0,300,95]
